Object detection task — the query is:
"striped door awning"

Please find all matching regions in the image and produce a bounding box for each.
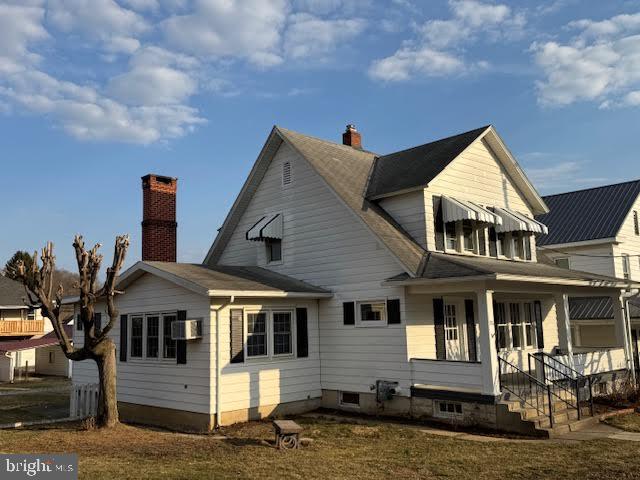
[246,214,283,241]
[493,207,548,234]
[441,196,502,225]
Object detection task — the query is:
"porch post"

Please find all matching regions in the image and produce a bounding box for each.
[612,294,634,375]
[554,293,576,370]
[476,289,500,397]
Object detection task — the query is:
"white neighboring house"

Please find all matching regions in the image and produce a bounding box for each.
[72,125,639,435]
[536,180,640,374]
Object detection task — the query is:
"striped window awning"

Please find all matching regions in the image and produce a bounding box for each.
[441,196,502,225]
[246,214,283,241]
[493,207,548,234]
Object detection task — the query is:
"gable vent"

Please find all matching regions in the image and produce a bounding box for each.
[282,161,292,186]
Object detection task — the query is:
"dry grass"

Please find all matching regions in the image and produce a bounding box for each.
[604,413,640,432]
[1,418,640,479]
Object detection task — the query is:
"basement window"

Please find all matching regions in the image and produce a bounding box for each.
[435,401,463,418]
[554,258,570,269]
[340,391,360,407]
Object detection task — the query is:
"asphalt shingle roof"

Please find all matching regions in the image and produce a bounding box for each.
[536,180,640,246]
[0,276,28,307]
[365,126,490,199]
[142,262,331,294]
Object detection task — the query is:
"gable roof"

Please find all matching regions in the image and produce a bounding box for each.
[365,126,490,199]
[385,251,635,288]
[0,276,28,308]
[536,180,640,247]
[117,261,331,298]
[205,126,428,276]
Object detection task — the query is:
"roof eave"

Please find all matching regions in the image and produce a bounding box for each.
[207,290,333,298]
[537,237,618,250]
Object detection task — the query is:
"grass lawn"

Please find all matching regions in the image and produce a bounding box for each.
[0,377,70,424]
[1,418,640,479]
[604,412,640,432]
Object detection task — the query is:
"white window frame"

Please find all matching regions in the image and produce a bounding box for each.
[272,310,294,357]
[495,301,538,351]
[244,308,297,361]
[435,401,463,419]
[339,391,361,407]
[444,221,458,252]
[127,311,178,363]
[356,300,387,327]
[622,254,631,280]
[462,220,476,253]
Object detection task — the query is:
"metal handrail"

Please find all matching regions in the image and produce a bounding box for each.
[499,356,553,427]
[529,352,594,419]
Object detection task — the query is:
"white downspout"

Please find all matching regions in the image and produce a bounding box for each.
[622,289,639,383]
[213,295,234,429]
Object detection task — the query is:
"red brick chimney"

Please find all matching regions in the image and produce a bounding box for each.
[141,174,177,262]
[342,124,362,149]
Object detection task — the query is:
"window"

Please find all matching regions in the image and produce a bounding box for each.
[622,254,631,280]
[247,312,268,357]
[495,301,537,350]
[49,351,54,363]
[523,235,532,261]
[495,303,508,350]
[497,232,508,257]
[163,314,177,359]
[266,239,282,263]
[435,401,463,418]
[340,391,360,407]
[130,316,143,358]
[634,211,639,236]
[462,220,475,252]
[445,222,458,250]
[555,258,570,269]
[146,316,159,358]
[27,310,36,320]
[282,161,292,186]
[513,234,524,259]
[509,303,523,349]
[273,312,292,356]
[444,304,458,340]
[357,301,386,325]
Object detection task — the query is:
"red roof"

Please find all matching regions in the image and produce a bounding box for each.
[0,325,73,353]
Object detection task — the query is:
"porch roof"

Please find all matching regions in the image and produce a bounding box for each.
[570,296,640,321]
[385,252,638,289]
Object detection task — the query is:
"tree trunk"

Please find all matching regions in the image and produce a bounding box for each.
[94,339,119,428]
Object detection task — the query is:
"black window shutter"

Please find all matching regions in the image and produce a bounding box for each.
[464,299,478,362]
[488,227,498,257]
[230,309,244,363]
[433,298,446,360]
[119,315,127,362]
[534,301,544,349]
[94,312,102,334]
[433,196,445,251]
[478,228,486,256]
[176,310,187,364]
[387,299,401,324]
[296,308,309,358]
[76,314,83,331]
[343,302,355,325]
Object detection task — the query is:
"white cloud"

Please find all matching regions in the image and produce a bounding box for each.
[532,13,640,107]
[47,0,148,54]
[162,0,288,66]
[369,0,525,81]
[0,3,48,74]
[521,155,607,192]
[283,13,366,60]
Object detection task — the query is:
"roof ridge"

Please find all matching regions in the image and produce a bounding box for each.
[275,126,379,156]
[542,179,640,199]
[378,125,491,158]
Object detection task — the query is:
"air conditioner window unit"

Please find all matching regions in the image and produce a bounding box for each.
[171,319,203,340]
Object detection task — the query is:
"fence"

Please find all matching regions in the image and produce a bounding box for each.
[70,383,99,419]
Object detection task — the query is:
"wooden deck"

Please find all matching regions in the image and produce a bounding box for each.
[0,320,45,336]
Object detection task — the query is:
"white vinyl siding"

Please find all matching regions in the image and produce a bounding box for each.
[72,273,212,415]
[614,195,640,281]
[378,190,427,248]
[543,244,617,278]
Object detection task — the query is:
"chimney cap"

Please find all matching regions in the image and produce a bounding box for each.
[345,124,357,132]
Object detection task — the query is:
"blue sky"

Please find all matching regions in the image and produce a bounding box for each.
[1,0,640,272]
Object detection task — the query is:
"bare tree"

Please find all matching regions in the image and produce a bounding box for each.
[17,235,129,428]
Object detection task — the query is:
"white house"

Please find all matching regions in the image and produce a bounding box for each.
[72,125,639,435]
[536,180,640,376]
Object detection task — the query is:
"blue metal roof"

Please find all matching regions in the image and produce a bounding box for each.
[536,180,640,246]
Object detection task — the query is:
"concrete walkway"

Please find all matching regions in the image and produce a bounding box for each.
[553,422,640,442]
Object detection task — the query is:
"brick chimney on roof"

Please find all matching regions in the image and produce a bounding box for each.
[342,124,362,149]
[141,174,177,262]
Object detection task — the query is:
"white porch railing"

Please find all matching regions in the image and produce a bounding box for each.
[70,383,99,419]
[410,358,483,393]
[555,348,627,376]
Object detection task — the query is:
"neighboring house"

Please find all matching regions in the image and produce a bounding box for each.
[535,180,640,368]
[0,325,73,382]
[72,125,638,435]
[0,276,47,340]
